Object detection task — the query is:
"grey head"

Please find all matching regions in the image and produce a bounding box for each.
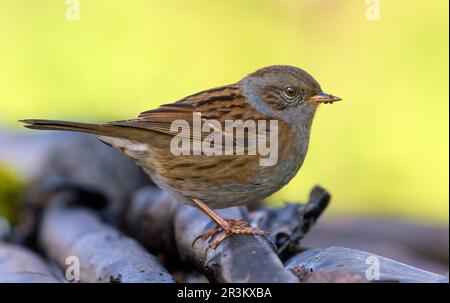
[239,65,341,128]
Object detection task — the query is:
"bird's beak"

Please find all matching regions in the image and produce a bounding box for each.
[307,92,342,104]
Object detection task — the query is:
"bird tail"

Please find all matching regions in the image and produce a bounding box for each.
[20,119,145,140]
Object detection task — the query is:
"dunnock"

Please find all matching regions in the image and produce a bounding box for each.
[21,65,341,247]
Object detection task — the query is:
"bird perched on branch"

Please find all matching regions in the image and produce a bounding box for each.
[21,65,341,248]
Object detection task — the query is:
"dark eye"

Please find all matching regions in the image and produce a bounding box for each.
[283,86,298,98]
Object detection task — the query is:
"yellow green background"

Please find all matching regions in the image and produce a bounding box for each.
[0,0,448,222]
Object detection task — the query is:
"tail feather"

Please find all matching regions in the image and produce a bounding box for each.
[21,119,102,133]
[20,119,117,136]
[20,119,148,141]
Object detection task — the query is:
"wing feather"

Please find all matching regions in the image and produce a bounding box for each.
[108,85,267,138]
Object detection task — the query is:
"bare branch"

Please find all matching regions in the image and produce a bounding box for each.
[0,241,61,283]
[39,190,176,283]
[285,246,449,283]
[174,205,299,283]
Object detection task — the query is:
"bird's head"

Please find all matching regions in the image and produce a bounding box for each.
[241,65,341,126]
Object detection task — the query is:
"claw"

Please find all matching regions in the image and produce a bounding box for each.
[195,219,269,249]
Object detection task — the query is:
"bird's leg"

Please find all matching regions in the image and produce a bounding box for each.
[192,198,269,248]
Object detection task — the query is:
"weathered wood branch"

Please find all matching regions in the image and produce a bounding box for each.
[123,187,179,261]
[122,185,331,282]
[38,190,176,283]
[122,186,331,282]
[250,185,330,259]
[123,186,330,264]
[285,246,449,283]
[301,217,449,272]
[174,205,299,283]
[0,241,61,283]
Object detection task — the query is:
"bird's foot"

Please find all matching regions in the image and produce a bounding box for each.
[199,219,269,249]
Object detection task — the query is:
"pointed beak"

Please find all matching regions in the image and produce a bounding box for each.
[307,92,342,104]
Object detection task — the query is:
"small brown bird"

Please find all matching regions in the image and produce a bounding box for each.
[21,65,341,247]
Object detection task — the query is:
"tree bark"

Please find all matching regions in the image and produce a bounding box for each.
[0,241,61,283]
[250,185,330,259]
[123,186,179,261]
[38,190,176,283]
[285,246,449,283]
[174,205,299,283]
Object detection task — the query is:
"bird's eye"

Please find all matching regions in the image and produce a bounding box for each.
[283,86,298,98]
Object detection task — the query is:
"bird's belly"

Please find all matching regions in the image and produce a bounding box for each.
[144,132,307,209]
[148,165,292,209]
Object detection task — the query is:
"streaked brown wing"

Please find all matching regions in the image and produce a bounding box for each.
[108,85,270,137]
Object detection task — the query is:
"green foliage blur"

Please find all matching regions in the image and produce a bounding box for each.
[0,0,448,222]
[0,167,22,224]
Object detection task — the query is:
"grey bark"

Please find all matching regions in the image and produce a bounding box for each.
[123,186,330,261]
[174,205,299,283]
[123,186,179,260]
[285,246,449,283]
[38,191,175,283]
[0,241,61,283]
[301,216,449,274]
[250,185,330,259]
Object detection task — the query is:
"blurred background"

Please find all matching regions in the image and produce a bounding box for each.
[0,0,448,227]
